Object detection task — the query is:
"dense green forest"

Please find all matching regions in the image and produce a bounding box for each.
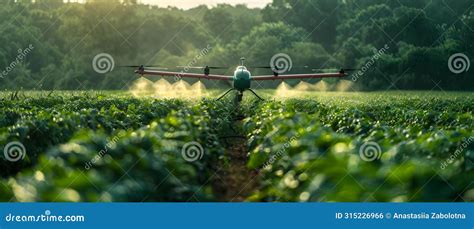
[0,0,472,90]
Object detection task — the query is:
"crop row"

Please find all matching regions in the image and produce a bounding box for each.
[243,97,474,202]
[0,96,189,176]
[1,96,235,201]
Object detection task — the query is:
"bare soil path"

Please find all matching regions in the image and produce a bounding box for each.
[212,104,259,201]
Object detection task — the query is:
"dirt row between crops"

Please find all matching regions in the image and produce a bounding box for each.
[212,103,260,202]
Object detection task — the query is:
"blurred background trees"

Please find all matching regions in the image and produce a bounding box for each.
[0,0,472,91]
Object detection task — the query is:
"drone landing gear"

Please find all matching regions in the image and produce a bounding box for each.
[246,89,264,101]
[217,88,235,101]
[216,88,264,102]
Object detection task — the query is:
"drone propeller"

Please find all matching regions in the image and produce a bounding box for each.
[311,68,361,72]
[248,66,272,69]
[176,66,228,70]
[119,65,169,70]
[249,66,311,69]
[250,66,360,71]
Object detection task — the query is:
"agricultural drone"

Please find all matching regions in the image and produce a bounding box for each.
[126,58,356,101]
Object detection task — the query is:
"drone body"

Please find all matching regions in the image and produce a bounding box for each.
[233,66,251,92]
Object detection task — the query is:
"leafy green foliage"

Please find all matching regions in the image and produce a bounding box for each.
[0,1,472,91]
[243,92,474,201]
[0,93,231,201]
[0,93,186,176]
[0,92,473,202]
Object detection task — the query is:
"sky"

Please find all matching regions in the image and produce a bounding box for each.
[139,0,272,9]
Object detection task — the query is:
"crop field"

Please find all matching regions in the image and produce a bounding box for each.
[0,91,473,202]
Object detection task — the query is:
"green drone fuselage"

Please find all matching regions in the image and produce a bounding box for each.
[232,66,251,92]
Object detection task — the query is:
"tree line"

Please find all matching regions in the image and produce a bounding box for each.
[0,0,472,91]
